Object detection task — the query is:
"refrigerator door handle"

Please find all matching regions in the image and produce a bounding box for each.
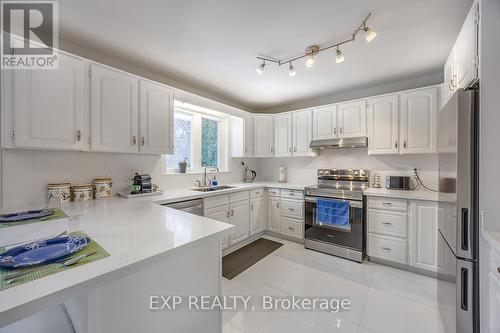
[461,208,469,251]
[460,267,468,311]
[456,260,474,333]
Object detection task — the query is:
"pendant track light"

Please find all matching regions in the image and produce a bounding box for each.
[255,12,376,77]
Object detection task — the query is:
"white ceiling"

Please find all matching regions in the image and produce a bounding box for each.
[59,0,473,111]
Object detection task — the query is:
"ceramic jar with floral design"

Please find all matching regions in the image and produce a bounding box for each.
[47,183,71,204]
[94,178,112,199]
[72,184,94,201]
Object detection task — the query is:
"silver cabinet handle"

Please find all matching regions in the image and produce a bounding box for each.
[340,127,343,134]
[132,136,137,146]
[403,140,407,149]
[255,191,260,195]
[382,247,391,251]
[226,210,230,218]
[288,208,295,211]
[277,202,280,208]
[382,222,392,225]
[334,128,337,135]
[231,209,234,216]
[140,137,145,146]
[382,202,392,206]
[245,146,248,153]
[289,193,295,196]
[293,146,297,152]
[394,140,398,149]
[76,130,81,142]
[270,147,274,153]
[288,147,292,152]
[497,267,500,274]
[288,226,295,230]
[250,203,253,210]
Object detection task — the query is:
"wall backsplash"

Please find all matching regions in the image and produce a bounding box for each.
[256,148,439,189]
[1,150,257,208]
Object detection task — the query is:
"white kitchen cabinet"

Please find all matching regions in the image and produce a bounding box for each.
[443,46,457,102]
[244,114,254,156]
[250,196,266,235]
[268,197,281,233]
[292,109,314,156]
[367,94,399,155]
[139,80,174,154]
[400,87,437,154]
[204,205,230,250]
[455,2,479,89]
[90,64,139,153]
[312,105,338,140]
[274,113,293,157]
[337,100,366,138]
[409,200,438,272]
[229,199,250,246]
[10,53,89,150]
[254,115,274,157]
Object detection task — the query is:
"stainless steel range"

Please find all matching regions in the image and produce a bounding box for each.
[304,169,369,262]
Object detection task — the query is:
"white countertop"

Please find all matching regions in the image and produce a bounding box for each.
[0,181,309,323]
[363,188,439,201]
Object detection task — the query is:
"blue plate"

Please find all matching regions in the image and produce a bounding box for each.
[0,209,54,223]
[0,236,91,268]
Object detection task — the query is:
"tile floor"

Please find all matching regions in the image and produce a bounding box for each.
[221,236,445,333]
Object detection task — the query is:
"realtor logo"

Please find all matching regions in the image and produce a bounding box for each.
[1,1,58,69]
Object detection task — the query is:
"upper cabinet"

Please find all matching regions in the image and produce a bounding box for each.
[443,1,479,104]
[400,88,437,154]
[253,115,274,157]
[337,100,366,138]
[244,114,254,157]
[292,109,314,156]
[312,105,338,140]
[7,53,89,151]
[367,94,399,155]
[139,80,174,154]
[90,64,139,153]
[274,113,293,157]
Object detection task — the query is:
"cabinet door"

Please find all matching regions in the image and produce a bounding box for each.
[455,2,478,89]
[292,109,314,156]
[338,100,366,138]
[244,114,254,156]
[12,53,89,150]
[254,115,273,157]
[204,205,230,250]
[139,80,174,154]
[312,105,337,140]
[90,64,139,153]
[229,200,250,246]
[268,197,281,233]
[250,196,266,235]
[409,201,438,272]
[274,113,292,157]
[367,95,399,155]
[400,88,437,154]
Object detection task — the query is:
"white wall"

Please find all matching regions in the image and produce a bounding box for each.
[0,150,257,208]
[256,149,438,188]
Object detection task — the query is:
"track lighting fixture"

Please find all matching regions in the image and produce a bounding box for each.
[256,60,266,74]
[288,63,296,77]
[255,12,376,77]
[335,47,344,64]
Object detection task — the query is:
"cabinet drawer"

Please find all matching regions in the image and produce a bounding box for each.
[368,197,408,212]
[368,234,407,264]
[268,188,280,197]
[204,194,229,209]
[281,189,304,200]
[280,218,303,239]
[230,191,249,204]
[368,209,408,238]
[280,199,303,219]
[250,188,264,198]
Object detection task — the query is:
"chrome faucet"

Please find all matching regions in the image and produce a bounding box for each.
[202,166,219,186]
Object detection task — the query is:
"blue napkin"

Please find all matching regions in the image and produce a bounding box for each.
[316,199,350,226]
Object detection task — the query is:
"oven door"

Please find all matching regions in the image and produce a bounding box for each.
[304,196,364,251]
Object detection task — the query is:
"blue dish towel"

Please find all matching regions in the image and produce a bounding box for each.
[316,199,350,226]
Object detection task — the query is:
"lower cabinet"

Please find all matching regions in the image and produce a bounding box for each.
[268,196,281,233]
[250,195,266,235]
[367,196,438,273]
[204,204,230,250]
[229,199,250,246]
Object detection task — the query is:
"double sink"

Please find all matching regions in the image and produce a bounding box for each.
[191,185,235,192]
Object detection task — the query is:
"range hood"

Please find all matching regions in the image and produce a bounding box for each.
[309,137,368,150]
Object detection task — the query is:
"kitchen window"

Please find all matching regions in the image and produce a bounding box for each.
[164,102,228,174]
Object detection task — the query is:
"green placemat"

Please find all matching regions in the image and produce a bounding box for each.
[0,232,110,291]
[0,209,68,229]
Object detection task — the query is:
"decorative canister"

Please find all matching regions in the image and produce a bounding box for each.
[94,178,112,199]
[47,183,71,204]
[72,184,94,201]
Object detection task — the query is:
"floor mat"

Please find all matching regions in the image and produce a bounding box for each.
[222,238,283,280]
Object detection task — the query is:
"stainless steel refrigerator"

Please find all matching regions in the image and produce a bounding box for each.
[437,89,479,333]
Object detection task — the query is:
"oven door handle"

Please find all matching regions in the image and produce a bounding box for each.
[305,196,363,208]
